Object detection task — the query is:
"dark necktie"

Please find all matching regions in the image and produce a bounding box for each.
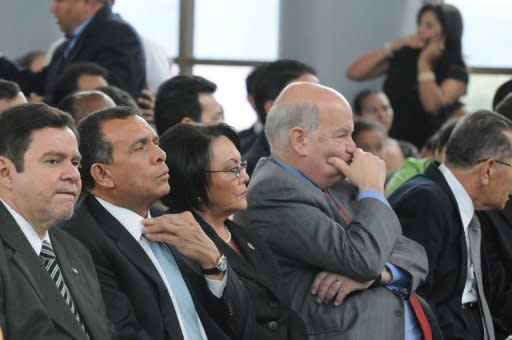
[467,215,495,340]
[323,189,351,225]
[40,240,89,337]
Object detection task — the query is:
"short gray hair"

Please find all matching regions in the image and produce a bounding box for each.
[265,102,320,151]
[445,110,512,168]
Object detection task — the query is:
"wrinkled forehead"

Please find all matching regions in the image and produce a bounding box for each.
[317,100,354,131]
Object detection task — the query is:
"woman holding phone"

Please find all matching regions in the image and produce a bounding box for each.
[346,3,467,149]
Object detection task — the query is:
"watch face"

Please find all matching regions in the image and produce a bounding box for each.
[218,255,228,272]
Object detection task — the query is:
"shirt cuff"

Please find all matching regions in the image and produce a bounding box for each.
[384,262,410,289]
[358,190,390,208]
[205,270,228,298]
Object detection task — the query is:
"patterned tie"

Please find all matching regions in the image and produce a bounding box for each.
[40,240,89,337]
[149,240,204,340]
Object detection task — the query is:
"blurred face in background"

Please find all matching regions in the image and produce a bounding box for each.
[417,10,443,44]
[359,92,394,132]
[353,128,385,160]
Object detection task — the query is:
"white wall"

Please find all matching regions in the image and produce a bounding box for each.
[0,0,61,59]
[279,0,423,105]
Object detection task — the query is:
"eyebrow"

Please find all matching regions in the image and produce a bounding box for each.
[129,135,158,150]
[41,151,82,161]
[334,128,352,136]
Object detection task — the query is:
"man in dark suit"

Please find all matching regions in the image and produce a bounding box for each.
[0,103,112,339]
[478,201,512,338]
[243,59,319,175]
[154,75,223,136]
[61,106,254,339]
[0,0,145,101]
[388,110,512,340]
[237,82,439,339]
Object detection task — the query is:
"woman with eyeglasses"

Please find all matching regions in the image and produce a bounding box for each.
[158,123,307,340]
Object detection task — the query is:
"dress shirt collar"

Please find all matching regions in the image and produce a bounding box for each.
[439,163,474,228]
[271,156,320,190]
[68,11,95,39]
[95,197,150,241]
[0,199,50,255]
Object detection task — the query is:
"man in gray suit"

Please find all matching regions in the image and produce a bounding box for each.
[0,103,112,339]
[236,82,438,339]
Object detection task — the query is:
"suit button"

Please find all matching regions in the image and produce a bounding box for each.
[269,300,279,309]
[394,309,404,317]
[267,321,278,330]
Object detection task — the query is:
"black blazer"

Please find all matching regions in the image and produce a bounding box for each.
[0,5,145,99]
[389,162,481,340]
[193,212,308,340]
[61,194,255,340]
[243,131,270,176]
[478,202,512,338]
[0,201,113,339]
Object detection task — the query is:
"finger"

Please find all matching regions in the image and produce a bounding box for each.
[333,284,348,306]
[144,231,180,244]
[311,272,329,295]
[327,157,350,175]
[316,276,338,303]
[324,280,343,303]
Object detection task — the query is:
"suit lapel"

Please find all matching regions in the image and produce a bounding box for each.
[193,213,277,297]
[85,195,184,339]
[0,203,86,339]
[86,196,172,300]
[225,223,279,294]
[50,231,99,338]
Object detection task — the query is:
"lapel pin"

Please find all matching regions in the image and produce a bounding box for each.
[71,267,79,276]
[247,242,255,250]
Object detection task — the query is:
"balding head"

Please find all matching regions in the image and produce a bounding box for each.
[58,90,116,123]
[0,80,27,111]
[265,82,351,152]
[265,82,356,189]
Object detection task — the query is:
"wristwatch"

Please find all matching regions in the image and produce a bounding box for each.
[202,253,228,275]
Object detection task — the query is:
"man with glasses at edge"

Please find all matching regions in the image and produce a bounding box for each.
[389,110,512,340]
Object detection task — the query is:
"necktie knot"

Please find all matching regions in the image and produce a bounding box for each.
[40,240,56,262]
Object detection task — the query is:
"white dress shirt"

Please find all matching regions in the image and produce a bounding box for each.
[95,197,227,340]
[439,164,478,304]
[1,199,51,254]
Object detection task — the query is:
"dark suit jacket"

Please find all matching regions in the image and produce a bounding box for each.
[478,202,512,338]
[61,194,254,340]
[192,212,308,340]
[243,131,270,176]
[0,201,112,339]
[389,162,488,340]
[0,5,145,99]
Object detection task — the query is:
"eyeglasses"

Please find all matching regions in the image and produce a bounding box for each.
[477,159,512,168]
[206,160,248,179]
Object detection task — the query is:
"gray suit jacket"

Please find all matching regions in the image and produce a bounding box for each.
[236,157,429,339]
[0,202,113,339]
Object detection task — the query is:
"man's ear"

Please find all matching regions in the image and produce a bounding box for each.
[263,100,274,115]
[180,116,195,125]
[90,163,115,189]
[0,156,15,191]
[478,159,493,185]
[289,126,308,157]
